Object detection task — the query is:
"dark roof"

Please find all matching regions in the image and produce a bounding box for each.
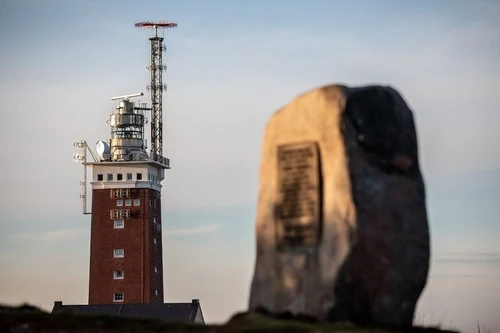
[51,300,204,324]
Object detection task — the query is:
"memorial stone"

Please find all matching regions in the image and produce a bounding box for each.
[249,85,430,328]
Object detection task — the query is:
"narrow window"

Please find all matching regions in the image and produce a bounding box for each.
[117,173,123,181]
[110,210,119,219]
[136,173,142,180]
[113,270,124,279]
[149,199,152,207]
[126,173,132,180]
[119,210,130,219]
[133,199,140,206]
[153,238,157,244]
[154,266,158,273]
[97,174,103,181]
[125,199,132,207]
[114,220,124,229]
[113,249,124,258]
[155,289,158,296]
[117,199,123,207]
[110,189,119,198]
[113,293,124,302]
[107,173,113,181]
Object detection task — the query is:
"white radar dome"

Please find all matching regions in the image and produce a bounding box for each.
[96,140,111,160]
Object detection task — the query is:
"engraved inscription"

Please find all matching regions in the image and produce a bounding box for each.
[276,142,320,249]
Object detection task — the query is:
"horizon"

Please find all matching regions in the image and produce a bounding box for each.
[1,1,499,332]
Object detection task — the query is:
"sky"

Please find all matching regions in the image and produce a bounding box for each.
[0,0,499,332]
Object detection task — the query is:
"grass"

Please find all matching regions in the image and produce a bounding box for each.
[0,303,460,333]
[476,321,491,333]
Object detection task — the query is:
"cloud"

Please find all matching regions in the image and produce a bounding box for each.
[163,224,221,237]
[429,252,500,280]
[9,224,222,242]
[11,229,88,243]
[434,252,500,267]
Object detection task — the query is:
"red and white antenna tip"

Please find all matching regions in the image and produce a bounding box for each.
[135,21,178,29]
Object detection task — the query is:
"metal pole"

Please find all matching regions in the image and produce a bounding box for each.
[80,146,87,214]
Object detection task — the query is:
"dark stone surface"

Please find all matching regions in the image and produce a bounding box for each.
[329,86,430,327]
[342,86,419,174]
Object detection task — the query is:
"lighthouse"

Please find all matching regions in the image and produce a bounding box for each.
[58,21,204,322]
[70,21,179,306]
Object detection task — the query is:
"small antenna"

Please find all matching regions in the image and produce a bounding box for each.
[110,92,144,101]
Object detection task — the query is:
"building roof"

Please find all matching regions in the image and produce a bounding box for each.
[52,299,204,324]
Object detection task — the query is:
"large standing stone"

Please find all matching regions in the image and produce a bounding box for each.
[249,85,430,327]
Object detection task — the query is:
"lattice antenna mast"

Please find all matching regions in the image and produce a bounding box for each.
[135,21,177,160]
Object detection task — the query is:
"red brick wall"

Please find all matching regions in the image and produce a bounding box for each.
[88,188,164,304]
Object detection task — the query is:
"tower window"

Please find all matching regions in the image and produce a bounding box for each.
[127,173,132,180]
[155,289,158,296]
[117,199,123,207]
[113,270,124,279]
[111,189,130,198]
[117,173,123,181]
[125,199,132,206]
[107,173,113,181]
[137,173,142,180]
[113,249,124,258]
[133,199,140,206]
[153,238,157,244]
[154,266,158,273]
[110,210,129,219]
[113,293,124,302]
[97,174,103,181]
[114,220,124,229]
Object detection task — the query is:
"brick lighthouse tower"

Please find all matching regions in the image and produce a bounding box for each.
[73,21,177,305]
[59,22,204,323]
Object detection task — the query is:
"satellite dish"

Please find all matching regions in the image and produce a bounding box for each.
[96,141,111,160]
